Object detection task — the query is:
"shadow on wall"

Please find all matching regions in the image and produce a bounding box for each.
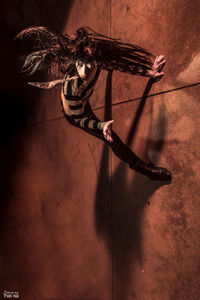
[95,73,171,299]
[164,0,200,83]
[0,0,73,288]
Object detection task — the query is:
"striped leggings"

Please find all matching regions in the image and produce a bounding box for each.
[62,101,138,167]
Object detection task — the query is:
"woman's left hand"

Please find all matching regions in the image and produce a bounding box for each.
[102,120,114,142]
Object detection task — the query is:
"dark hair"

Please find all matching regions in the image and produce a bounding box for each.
[15,26,154,76]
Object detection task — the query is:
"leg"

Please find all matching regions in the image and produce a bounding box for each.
[63,103,172,181]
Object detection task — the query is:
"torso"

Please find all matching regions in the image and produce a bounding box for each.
[61,88,88,116]
[61,67,100,116]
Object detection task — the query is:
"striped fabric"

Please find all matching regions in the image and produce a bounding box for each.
[62,68,103,130]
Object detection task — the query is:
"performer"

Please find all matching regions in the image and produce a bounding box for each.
[16,26,172,181]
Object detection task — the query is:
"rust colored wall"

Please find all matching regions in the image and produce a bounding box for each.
[0,1,200,299]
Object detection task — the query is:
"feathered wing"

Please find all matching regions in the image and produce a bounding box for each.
[84,26,154,74]
[15,26,73,75]
[15,25,154,77]
[15,26,67,49]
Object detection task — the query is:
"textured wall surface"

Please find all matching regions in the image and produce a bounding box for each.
[0,0,200,299]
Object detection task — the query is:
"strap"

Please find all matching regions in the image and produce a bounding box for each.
[27,75,79,89]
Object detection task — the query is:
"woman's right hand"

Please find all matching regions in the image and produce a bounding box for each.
[147,55,166,81]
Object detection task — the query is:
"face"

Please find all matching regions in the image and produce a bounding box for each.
[75,61,97,80]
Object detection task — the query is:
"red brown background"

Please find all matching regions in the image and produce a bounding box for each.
[0,0,200,299]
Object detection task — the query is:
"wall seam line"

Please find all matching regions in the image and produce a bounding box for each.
[109,1,115,300]
[25,82,200,128]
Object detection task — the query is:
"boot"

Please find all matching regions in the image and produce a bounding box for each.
[130,157,172,181]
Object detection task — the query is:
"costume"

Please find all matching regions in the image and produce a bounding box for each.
[60,64,134,165]
[15,26,172,181]
[62,66,102,130]
[60,64,171,180]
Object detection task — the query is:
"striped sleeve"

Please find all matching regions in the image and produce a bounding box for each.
[100,62,150,76]
[116,65,149,76]
[63,79,104,130]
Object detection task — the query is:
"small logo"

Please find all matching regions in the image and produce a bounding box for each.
[3,291,19,298]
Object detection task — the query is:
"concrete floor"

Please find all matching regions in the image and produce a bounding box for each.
[0,0,200,299]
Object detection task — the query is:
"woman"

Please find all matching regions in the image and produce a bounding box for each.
[16,26,172,181]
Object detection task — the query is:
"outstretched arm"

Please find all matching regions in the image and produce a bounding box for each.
[125,55,166,80]
[103,55,166,80]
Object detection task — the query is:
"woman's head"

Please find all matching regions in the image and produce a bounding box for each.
[75,60,97,80]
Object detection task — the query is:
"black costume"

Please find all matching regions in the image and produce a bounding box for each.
[61,65,171,181]
[15,26,172,181]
